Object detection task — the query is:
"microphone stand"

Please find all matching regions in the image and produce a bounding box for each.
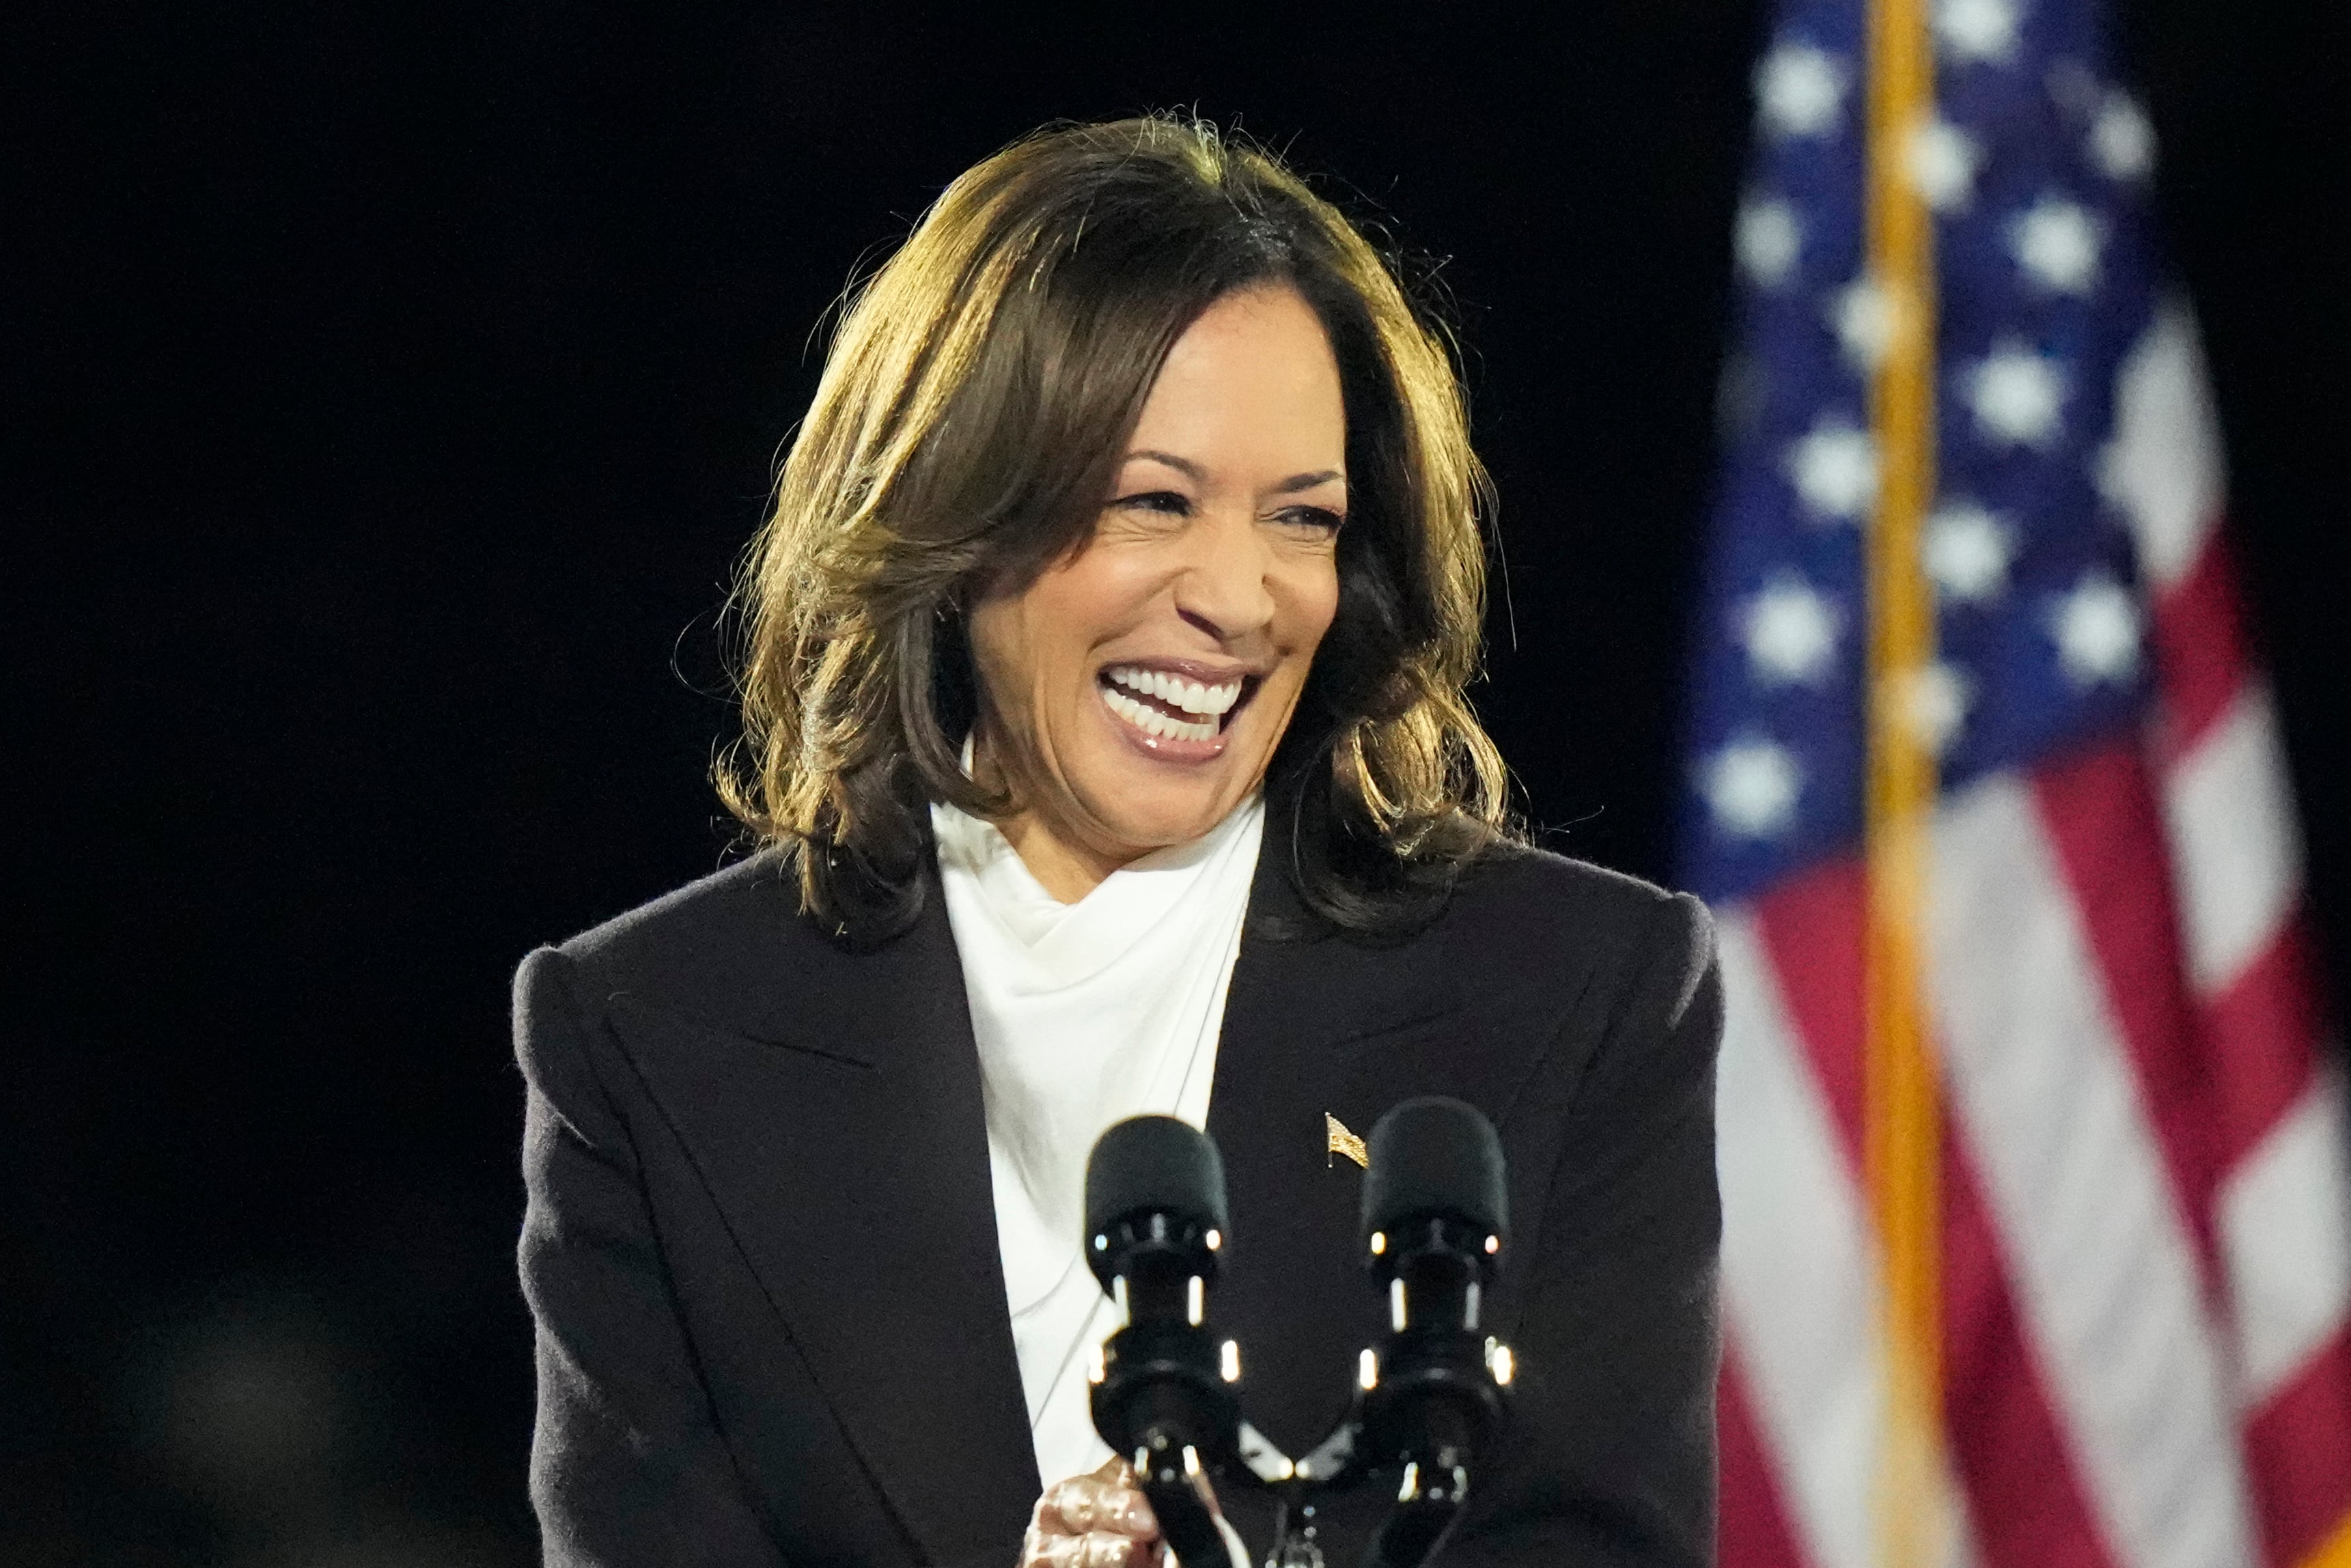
[1249,1386,1497,1568]
[1081,1102,1512,1568]
[1234,1210,1516,1568]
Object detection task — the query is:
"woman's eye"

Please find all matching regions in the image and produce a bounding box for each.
[1274,505,1346,535]
[1112,490,1192,517]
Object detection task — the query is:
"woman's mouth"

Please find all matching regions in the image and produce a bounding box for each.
[1096,664,1251,745]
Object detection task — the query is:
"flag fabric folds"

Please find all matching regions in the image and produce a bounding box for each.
[1680,0,2351,1564]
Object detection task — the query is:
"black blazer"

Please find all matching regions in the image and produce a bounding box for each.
[514,840,1723,1568]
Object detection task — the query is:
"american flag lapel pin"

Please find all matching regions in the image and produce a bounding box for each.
[1326,1112,1368,1170]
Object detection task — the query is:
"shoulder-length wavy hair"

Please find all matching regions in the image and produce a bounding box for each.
[720,115,1513,944]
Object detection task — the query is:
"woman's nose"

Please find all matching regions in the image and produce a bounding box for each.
[1171,505,1279,641]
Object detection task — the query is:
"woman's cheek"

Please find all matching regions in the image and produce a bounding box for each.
[1292,558,1343,650]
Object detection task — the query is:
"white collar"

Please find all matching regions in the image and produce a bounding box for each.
[930,792,1263,980]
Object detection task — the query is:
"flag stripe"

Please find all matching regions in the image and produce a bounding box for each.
[1719,909,1892,1568]
[1757,862,2118,1568]
[1932,775,2256,1568]
[2201,922,2326,1183]
[1944,1130,2122,1568]
[1723,1347,1813,1568]
[2163,685,2304,998]
[2221,1071,2351,1405]
[2139,449,2346,1563]
[2103,303,2227,595]
[1723,910,1984,1568]
[2242,1329,2351,1565]
[2032,739,2223,1274]
[1756,858,1869,1158]
[2148,530,2255,761]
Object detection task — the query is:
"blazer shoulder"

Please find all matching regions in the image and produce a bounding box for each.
[535,850,823,1007]
[1441,843,1716,1022]
[1453,841,1710,949]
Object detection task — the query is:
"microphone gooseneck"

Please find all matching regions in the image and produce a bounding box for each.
[1355,1097,1514,1568]
[1083,1115,1240,1567]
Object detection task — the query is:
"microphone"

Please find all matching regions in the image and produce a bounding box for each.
[1084,1115,1242,1566]
[1355,1097,1514,1568]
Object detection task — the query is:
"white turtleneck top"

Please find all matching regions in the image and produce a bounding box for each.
[930,792,1265,1491]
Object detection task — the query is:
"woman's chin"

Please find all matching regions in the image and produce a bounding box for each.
[1075,771,1250,856]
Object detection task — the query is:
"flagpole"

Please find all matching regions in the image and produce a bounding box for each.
[1863,0,1943,1561]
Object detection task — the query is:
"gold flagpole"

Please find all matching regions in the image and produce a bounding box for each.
[1863,0,1943,1562]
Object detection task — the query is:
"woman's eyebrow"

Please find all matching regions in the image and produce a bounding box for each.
[1124,449,1205,481]
[1122,450,1344,494]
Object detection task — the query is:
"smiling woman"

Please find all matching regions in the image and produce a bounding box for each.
[962,284,1349,900]
[718,115,1505,941]
[514,115,1723,1568]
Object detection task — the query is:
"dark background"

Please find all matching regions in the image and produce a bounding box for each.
[12,1,2346,1560]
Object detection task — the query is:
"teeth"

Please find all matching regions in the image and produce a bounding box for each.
[1102,684,1218,743]
[1102,664,1244,717]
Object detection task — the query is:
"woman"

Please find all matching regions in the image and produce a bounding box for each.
[514,116,1721,1567]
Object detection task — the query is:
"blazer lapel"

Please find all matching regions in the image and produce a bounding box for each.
[604,877,1038,1566]
[1208,857,1470,1459]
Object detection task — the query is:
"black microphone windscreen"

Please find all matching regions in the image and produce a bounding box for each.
[1361,1097,1508,1248]
[1085,1115,1229,1240]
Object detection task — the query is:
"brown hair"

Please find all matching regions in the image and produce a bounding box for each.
[719,115,1512,943]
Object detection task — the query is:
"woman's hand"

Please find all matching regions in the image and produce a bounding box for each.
[1020,1456,1164,1568]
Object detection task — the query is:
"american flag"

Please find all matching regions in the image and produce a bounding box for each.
[1679,0,2351,1564]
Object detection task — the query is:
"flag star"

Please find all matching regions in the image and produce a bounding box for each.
[1786,421,1880,524]
[2009,197,2102,294]
[1740,576,1843,686]
[1906,119,1981,211]
[1923,503,2014,603]
[1785,419,1880,522]
[1964,343,2067,447]
[1828,275,1906,372]
[1702,738,1804,839]
[1892,662,1973,754]
[1756,44,1848,140]
[2049,570,2141,686]
[2091,92,2156,181]
[1737,196,1804,288]
[1935,0,2021,63]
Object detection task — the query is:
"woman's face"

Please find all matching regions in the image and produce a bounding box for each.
[967,283,1346,888]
